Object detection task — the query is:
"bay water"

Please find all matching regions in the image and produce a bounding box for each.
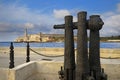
[0,42,120,48]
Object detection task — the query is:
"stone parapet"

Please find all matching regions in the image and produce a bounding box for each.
[0,61,120,80]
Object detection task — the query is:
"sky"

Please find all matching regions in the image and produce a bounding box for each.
[0,0,120,41]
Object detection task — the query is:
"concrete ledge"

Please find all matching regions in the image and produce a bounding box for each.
[0,61,36,80]
[0,68,10,80]
[13,61,36,80]
[35,61,63,80]
[102,64,120,80]
[0,61,120,80]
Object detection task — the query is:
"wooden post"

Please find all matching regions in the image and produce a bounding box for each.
[88,15,104,80]
[64,16,75,80]
[54,11,107,80]
[26,42,30,62]
[54,15,75,80]
[54,22,77,29]
[9,42,14,69]
[75,11,90,80]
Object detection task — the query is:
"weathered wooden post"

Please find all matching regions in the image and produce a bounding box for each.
[54,15,75,80]
[9,42,14,69]
[75,11,90,80]
[64,16,75,80]
[88,15,104,80]
[54,11,107,80]
[26,42,30,62]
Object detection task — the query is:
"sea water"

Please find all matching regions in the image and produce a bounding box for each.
[0,42,120,48]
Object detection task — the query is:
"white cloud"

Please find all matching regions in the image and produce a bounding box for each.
[53,9,71,19]
[0,2,120,41]
[117,3,120,12]
[0,3,68,41]
[0,3,30,22]
[101,11,120,36]
[0,4,55,30]
[103,14,120,27]
[73,16,77,22]
[0,3,61,25]
[24,23,34,29]
[102,12,115,17]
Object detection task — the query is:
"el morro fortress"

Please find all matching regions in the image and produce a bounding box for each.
[15,32,65,42]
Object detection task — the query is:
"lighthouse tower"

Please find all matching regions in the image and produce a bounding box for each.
[24,28,29,42]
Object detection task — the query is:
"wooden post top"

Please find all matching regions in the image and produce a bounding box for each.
[88,15,104,31]
[53,12,104,31]
[53,22,77,29]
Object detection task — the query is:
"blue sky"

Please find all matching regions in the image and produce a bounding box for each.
[0,0,120,41]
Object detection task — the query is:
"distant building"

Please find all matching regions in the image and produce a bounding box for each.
[15,32,64,42]
[107,40,120,42]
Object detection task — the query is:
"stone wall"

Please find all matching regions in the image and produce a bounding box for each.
[0,61,36,80]
[0,61,120,80]
[0,61,63,80]
[0,68,10,80]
